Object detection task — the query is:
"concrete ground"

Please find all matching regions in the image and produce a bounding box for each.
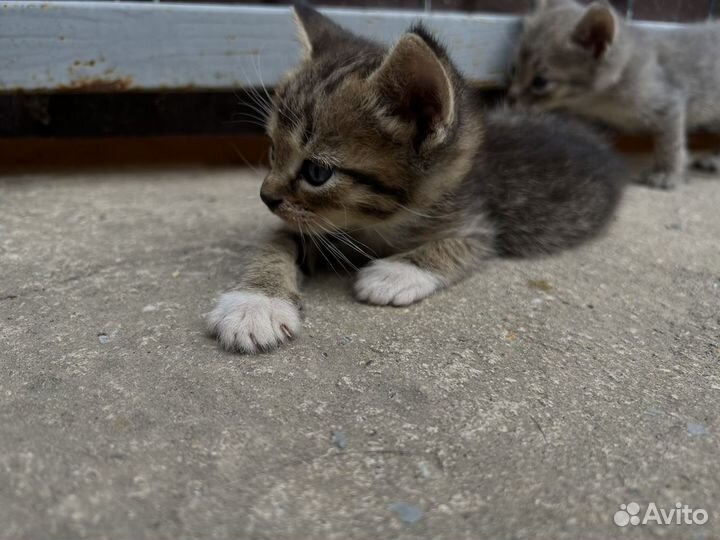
[1,166,719,540]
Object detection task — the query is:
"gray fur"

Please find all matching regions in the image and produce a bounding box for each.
[511,0,720,189]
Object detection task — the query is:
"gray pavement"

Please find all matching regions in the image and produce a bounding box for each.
[1,167,719,539]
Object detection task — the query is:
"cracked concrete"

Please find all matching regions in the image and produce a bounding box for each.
[1,167,719,539]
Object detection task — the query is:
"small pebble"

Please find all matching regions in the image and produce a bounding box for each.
[417,461,432,479]
[687,423,707,436]
[98,333,112,344]
[646,406,664,417]
[528,279,553,292]
[389,502,423,524]
[331,431,347,449]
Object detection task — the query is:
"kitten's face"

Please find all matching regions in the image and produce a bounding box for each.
[259,7,459,235]
[263,52,407,233]
[509,1,617,110]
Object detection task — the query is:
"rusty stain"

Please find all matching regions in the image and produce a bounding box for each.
[156,83,199,91]
[59,76,134,92]
[0,78,245,93]
[72,59,97,67]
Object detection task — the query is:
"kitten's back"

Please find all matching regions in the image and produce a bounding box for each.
[475,109,628,256]
[637,23,720,127]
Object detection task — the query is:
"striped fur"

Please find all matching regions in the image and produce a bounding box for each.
[207,5,628,353]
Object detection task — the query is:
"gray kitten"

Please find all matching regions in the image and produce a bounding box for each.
[510,0,720,189]
[207,5,627,354]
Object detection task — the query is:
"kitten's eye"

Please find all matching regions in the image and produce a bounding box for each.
[530,76,550,93]
[300,159,334,186]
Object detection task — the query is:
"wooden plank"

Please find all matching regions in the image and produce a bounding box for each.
[0,2,686,93]
[0,135,271,171]
[0,2,521,91]
[1,133,718,171]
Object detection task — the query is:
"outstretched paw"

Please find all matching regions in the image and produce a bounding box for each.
[354,260,445,306]
[207,291,301,353]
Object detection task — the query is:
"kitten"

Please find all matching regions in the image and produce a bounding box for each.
[207,5,627,354]
[510,0,720,189]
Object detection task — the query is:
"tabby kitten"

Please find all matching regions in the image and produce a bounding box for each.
[207,5,627,354]
[510,0,720,189]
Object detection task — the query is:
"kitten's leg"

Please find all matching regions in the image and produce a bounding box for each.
[691,153,720,173]
[355,237,492,306]
[207,230,302,353]
[641,99,687,190]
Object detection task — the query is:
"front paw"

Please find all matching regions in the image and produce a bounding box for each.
[636,170,681,190]
[207,291,301,353]
[354,260,445,306]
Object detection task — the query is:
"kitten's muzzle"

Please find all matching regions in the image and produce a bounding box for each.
[272,200,316,229]
[260,190,283,211]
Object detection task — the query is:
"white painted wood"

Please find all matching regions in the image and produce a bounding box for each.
[0,2,680,92]
[0,2,521,91]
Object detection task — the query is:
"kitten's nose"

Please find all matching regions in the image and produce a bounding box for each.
[260,190,283,211]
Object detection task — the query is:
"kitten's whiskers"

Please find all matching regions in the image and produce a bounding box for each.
[312,228,357,273]
[315,218,376,261]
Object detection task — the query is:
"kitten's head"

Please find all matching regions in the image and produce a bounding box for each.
[509,0,622,109]
[260,5,471,234]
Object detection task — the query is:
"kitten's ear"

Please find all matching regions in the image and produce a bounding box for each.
[371,32,454,151]
[292,3,355,58]
[571,2,616,58]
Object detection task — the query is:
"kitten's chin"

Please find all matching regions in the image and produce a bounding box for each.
[273,202,320,232]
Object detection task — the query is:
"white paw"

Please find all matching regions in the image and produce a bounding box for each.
[207,291,301,353]
[354,260,445,306]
